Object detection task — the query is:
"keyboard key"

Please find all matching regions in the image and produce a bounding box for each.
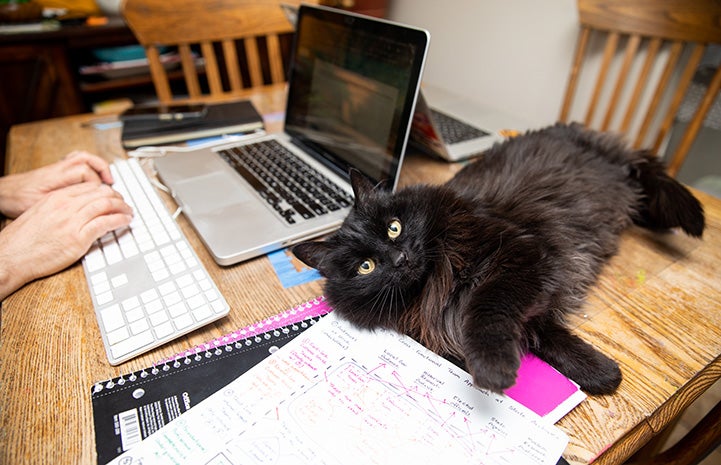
[140,288,159,303]
[173,314,193,330]
[93,280,111,295]
[103,240,123,265]
[111,274,129,288]
[211,300,226,313]
[130,318,150,335]
[152,268,170,282]
[126,308,144,323]
[85,247,106,272]
[181,283,200,299]
[158,282,176,296]
[149,310,169,326]
[122,296,140,311]
[96,290,114,306]
[168,302,187,318]
[107,326,130,345]
[153,321,174,339]
[163,291,182,307]
[176,274,193,288]
[192,305,212,322]
[145,300,164,315]
[100,304,124,332]
[186,294,205,310]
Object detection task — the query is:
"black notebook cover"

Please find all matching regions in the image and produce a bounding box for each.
[90,316,322,464]
[120,100,264,148]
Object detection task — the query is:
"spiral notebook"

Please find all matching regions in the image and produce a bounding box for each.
[91,298,332,464]
[104,312,570,465]
[91,297,583,464]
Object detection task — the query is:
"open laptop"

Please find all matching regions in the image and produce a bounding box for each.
[152,5,429,266]
[410,84,529,162]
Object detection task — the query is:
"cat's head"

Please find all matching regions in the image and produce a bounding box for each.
[292,170,446,328]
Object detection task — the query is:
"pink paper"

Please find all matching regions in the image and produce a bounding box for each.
[505,353,582,418]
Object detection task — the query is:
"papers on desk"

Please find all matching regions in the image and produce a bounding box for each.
[108,312,568,465]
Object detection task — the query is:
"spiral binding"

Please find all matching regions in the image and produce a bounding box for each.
[91,296,331,395]
[156,296,331,364]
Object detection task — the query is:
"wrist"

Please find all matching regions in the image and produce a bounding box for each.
[0,176,12,217]
[0,174,23,218]
[0,241,32,301]
[0,264,22,301]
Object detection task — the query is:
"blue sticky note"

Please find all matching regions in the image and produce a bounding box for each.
[268,248,322,288]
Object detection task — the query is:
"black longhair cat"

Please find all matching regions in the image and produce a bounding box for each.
[292,122,705,395]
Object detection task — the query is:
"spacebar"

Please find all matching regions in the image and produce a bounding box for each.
[110,331,155,359]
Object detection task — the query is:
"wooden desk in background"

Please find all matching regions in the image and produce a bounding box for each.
[2,87,721,465]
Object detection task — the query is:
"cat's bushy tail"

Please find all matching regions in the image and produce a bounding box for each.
[631,150,705,237]
[557,122,705,237]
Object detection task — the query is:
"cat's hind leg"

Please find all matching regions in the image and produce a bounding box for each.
[530,319,622,395]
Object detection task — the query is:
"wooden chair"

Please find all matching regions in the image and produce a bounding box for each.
[559,0,721,177]
[121,0,316,103]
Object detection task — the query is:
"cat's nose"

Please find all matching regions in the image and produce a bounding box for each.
[390,249,407,267]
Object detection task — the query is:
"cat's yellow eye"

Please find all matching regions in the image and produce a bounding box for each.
[387,219,402,239]
[358,259,376,275]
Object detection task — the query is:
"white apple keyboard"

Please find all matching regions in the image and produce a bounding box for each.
[82,158,229,365]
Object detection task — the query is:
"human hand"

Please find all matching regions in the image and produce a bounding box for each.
[0,181,133,300]
[0,151,115,218]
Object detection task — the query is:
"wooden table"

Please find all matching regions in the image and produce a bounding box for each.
[2,86,721,465]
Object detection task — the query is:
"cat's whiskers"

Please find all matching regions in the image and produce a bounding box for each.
[367,282,405,325]
[368,284,392,320]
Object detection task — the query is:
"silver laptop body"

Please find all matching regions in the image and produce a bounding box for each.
[411,84,530,162]
[152,5,429,266]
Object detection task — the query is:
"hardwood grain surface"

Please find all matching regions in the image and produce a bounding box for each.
[2,87,720,465]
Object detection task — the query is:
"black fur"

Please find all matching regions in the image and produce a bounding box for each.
[292,123,704,395]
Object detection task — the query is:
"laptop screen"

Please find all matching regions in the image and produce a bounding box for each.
[284,5,429,189]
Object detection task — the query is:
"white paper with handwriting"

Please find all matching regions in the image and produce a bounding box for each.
[109,313,568,465]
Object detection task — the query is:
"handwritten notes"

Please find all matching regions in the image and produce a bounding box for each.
[110,313,567,465]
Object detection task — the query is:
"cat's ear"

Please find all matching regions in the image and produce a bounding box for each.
[349,168,376,206]
[291,241,334,276]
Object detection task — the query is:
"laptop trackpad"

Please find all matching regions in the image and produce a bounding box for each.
[173,172,252,212]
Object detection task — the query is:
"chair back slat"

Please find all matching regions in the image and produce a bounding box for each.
[179,44,201,98]
[244,37,264,88]
[619,37,661,133]
[559,27,591,122]
[632,41,684,149]
[200,42,224,96]
[267,34,286,83]
[652,43,706,153]
[601,34,641,131]
[222,40,244,92]
[584,31,619,126]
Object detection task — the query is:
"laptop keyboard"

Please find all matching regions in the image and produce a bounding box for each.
[430,108,490,144]
[217,139,353,224]
[82,158,230,365]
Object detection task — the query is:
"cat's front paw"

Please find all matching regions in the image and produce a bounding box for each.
[465,353,520,393]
